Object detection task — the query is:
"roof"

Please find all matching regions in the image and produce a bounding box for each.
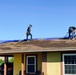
[0,38,76,54]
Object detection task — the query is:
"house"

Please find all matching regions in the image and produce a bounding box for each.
[0,39,76,75]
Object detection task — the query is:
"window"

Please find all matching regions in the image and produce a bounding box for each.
[26,56,36,74]
[63,54,76,75]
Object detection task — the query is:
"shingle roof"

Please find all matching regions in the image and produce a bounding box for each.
[0,39,76,53]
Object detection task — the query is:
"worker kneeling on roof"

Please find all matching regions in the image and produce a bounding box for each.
[68,26,76,40]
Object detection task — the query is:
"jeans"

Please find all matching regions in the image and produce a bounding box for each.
[69,31,75,39]
[26,32,32,40]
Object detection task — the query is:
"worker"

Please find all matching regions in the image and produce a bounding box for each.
[68,26,76,40]
[72,29,76,40]
[26,24,32,40]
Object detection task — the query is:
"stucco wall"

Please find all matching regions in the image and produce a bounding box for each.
[13,53,42,75]
[47,52,61,75]
[37,53,42,71]
[14,54,22,75]
[13,52,61,75]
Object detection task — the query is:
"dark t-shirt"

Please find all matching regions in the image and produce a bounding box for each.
[27,26,31,33]
[69,26,76,33]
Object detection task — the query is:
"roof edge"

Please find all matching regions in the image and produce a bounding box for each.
[0,48,76,54]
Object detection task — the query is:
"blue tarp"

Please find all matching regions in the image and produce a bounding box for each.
[0,37,69,44]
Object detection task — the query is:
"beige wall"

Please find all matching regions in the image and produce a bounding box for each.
[47,52,61,75]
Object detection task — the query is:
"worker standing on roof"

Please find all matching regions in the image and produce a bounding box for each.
[68,26,76,40]
[26,24,32,40]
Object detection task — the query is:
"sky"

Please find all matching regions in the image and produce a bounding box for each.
[0,0,76,40]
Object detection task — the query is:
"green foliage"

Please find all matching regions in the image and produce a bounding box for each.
[0,59,4,65]
[8,57,14,63]
[0,57,14,65]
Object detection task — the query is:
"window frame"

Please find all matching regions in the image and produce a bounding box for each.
[62,54,76,75]
[26,56,36,74]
